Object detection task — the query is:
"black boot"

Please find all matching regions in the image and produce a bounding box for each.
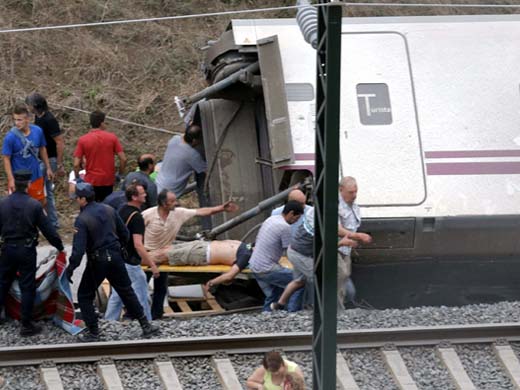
[20,321,42,337]
[78,325,100,342]
[138,317,160,337]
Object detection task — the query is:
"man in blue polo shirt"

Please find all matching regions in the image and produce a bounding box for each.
[2,104,52,205]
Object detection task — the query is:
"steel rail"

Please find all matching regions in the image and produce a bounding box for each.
[1,322,519,367]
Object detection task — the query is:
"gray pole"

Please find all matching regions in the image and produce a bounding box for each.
[313,2,342,390]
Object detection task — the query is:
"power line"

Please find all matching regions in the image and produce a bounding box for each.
[1,2,519,34]
[341,1,520,8]
[49,102,181,136]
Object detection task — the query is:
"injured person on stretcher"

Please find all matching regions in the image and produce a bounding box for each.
[148,240,254,291]
[148,240,250,267]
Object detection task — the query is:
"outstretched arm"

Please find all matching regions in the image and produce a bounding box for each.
[195,200,239,217]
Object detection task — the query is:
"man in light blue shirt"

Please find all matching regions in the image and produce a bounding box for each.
[337,176,372,308]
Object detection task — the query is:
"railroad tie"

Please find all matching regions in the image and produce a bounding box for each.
[381,348,418,390]
[154,355,183,390]
[212,356,243,390]
[437,346,476,390]
[336,352,360,390]
[493,343,520,389]
[39,361,64,390]
[97,358,124,390]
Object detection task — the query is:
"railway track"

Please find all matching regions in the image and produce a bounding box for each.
[1,322,520,389]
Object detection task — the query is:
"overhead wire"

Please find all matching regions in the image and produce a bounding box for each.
[0,2,519,34]
[3,1,518,134]
[47,102,182,135]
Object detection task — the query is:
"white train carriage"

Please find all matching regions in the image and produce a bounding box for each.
[193,14,520,307]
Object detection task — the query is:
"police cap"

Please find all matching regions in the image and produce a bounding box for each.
[75,182,95,198]
[13,169,32,182]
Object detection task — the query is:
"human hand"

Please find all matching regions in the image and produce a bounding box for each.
[338,236,358,248]
[222,201,239,213]
[65,267,74,284]
[7,178,14,194]
[47,169,54,181]
[355,232,372,244]
[56,165,66,177]
[151,264,160,279]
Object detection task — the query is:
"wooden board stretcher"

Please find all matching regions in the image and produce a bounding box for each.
[139,258,293,318]
[140,257,292,274]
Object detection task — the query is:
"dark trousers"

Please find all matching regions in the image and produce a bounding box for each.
[146,272,168,320]
[0,245,37,323]
[93,185,113,202]
[78,247,144,331]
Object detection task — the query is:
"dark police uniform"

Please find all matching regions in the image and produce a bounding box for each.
[67,183,157,339]
[0,170,63,334]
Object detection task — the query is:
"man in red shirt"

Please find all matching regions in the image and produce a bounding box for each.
[73,111,127,202]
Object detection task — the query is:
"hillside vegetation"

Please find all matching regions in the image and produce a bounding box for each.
[0,0,518,237]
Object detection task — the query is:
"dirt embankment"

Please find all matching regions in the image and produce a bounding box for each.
[0,0,517,240]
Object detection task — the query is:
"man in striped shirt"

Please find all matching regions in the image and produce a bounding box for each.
[249,200,304,312]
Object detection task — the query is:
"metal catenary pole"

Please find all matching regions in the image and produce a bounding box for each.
[313,1,342,390]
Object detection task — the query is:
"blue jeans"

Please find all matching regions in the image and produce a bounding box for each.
[104,263,151,321]
[43,158,59,229]
[254,264,303,312]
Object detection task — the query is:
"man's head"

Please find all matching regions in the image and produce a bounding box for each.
[75,182,95,206]
[184,124,203,147]
[12,104,31,132]
[89,110,106,129]
[157,189,177,211]
[282,200,304,225]
[138,154,155,173]
[25,93,48,115]
[13,169,31,193]
[339,176,358,205]
[125,182,147,206]
[287,189,306,206]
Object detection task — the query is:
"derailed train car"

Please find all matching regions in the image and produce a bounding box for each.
[184,14,520,308]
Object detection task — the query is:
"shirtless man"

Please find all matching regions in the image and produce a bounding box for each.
[148,240,253,291]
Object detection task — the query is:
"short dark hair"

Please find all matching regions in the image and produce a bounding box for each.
[282,200,304,216]
[184,124,202,145]
[138,156,154,171]
[84,194,96,203]
[262,351,283,372]
[90,110,106,128]
[25,93,48,114]
[157,189,170,207]
[125,182,144,201]
[13,104,29,116]
[14,180,29,192]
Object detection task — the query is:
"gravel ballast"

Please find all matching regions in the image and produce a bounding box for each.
[0,301,519,346]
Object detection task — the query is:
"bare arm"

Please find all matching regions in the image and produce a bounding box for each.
[204,265,241,290]
[117,151,127,175]
[39,146,53,180]
[195,200,238,217]
[53,134,65,175]
[73,156,82,180]
[3,156,14,193]
[246,366,265,390]
[132,234,160,278]
[338,224,372,244]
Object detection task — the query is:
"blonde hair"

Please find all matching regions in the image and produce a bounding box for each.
[284,372,305,390]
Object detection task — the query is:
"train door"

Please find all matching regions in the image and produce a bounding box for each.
[340,32,426,207]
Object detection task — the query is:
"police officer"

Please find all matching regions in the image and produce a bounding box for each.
[0,169,64,336]
[66,182,159,342]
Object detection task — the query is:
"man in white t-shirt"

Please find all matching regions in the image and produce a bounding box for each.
[142,189,238,319]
